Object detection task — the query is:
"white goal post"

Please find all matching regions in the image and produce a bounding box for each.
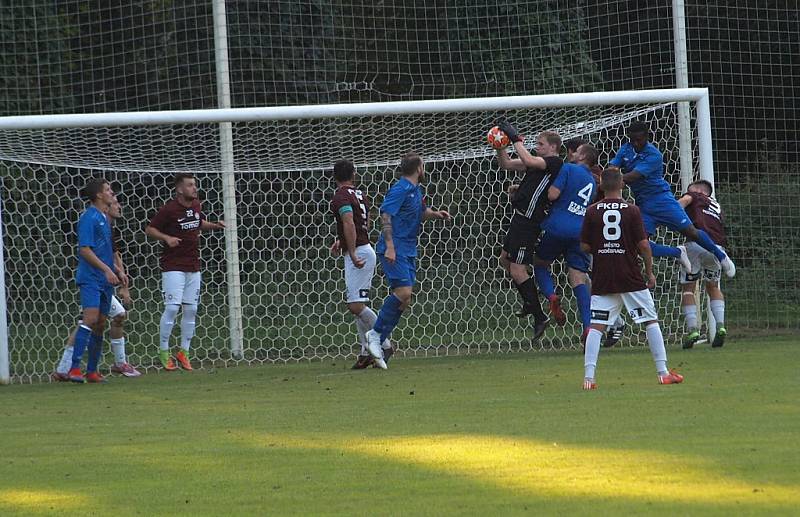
[0,88,715,384]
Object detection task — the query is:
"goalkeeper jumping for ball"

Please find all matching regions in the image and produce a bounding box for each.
[494,120,564,341]
[365,153,451,369]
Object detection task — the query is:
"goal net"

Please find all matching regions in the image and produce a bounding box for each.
[0,90,711,383]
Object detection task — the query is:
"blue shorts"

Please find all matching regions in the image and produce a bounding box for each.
[640,196,692,235]
[535,232,591,273]
[78,283,114,316]
[379,254,416,289]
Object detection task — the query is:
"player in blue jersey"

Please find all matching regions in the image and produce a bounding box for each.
[68,177,121,383]
[533,143,597,338]
[365,153,451,369]
[608,121,735,277]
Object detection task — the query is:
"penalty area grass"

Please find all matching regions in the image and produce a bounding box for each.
[1,336,798,516]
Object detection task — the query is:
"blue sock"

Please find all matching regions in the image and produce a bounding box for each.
[86,333,103,373]
[573,284,592,330]
[694,229,726,261]
[374,294,404,344]
[533,266,555,299]
[71,325,92,369]
[649,241,681,258]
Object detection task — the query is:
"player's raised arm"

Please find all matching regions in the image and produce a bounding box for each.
[200,220,225,231]
[495,120,547,171]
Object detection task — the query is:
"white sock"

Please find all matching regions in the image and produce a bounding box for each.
[111,337,126,365]
[646,323,669,375]
[682,304,698,331]
[354,315,369,355]
[356,306,390,350]
[57,345,74,374]
[159,304,180,352]
[180,304,198,352]
[710,300,725,325]
[584,328,602,380]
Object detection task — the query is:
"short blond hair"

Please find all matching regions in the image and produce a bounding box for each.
[538,131,562,148]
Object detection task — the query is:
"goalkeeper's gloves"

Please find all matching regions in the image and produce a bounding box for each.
[496,119,523,144]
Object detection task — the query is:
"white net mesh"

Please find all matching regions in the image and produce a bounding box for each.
[0,100,700,383]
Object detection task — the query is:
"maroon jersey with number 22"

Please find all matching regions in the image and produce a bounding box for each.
[581,198,648,295]
[148,199,204,272]
[330,185,371,247]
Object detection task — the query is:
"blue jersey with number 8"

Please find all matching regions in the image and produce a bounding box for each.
[541,163,596,239]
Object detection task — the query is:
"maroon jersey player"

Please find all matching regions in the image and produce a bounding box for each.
[145,173,225,371]
[677,180,728,349]
[579,168,683,390]
[329,159,392,369]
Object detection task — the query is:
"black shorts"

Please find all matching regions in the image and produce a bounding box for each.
[502,213,542,265]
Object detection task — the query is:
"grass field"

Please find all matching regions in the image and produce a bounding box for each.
[1,336,798,516]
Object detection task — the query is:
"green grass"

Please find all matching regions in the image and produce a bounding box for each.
[1,337,799,515]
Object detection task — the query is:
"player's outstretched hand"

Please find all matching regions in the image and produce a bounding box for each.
[507,184,519,196]
[350,252,366,269]
[105,270,120,286]
[496,119,522,143]
[435,210,451,221]
[330,239,341,256]
[646,272,656,289]
[165,236,182,248]
[118,271,129,288]
[213,221,226,229]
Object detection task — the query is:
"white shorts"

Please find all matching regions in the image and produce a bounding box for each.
[679,242,722,284]
[590,289,658,325]
[162,271,202,306]
[108,294,126,319]
[344,244,377,303]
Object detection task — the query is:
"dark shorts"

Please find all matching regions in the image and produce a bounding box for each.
[502,213,542,265]
[535,231,591,272]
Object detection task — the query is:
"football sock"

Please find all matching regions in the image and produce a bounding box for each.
[682,304,698,330]
[533,266,556,299]
[159,304,180,352]
[356,307,381,353]
[374,294,403,344]
[111,337,126,364]
[179,304,198,352]
[353,315,369,354]
[71,324,93,369]
[516,278,546,320]
[584,328,603,380]
[695,230,726,261]
[710,299,725,325]
[573,284,592,330]
[645,322,669,374]
[86,333,103,373]
[57,345,74,374]
[649,241,680,258]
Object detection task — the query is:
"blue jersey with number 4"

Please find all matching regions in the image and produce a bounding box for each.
[542,163,596,239]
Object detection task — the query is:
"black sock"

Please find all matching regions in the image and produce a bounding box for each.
[516,278,545,320]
